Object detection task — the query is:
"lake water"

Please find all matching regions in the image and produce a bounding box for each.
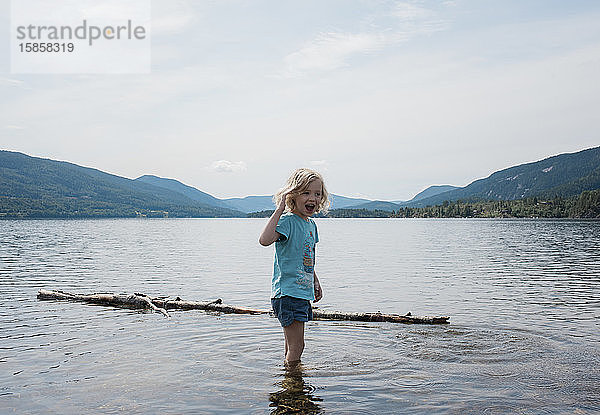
[1,218,599,414]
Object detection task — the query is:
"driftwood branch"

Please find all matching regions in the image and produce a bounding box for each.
[37,289,449,324]
[37,289,172,317]
[37,289,269,318]
[312,309,448,324]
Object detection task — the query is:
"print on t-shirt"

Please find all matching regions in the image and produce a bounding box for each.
[297,230,315,289]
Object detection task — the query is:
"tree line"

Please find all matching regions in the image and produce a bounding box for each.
[0,197,239,219]
[3,190,599,219]
[249,190,600,219]
[334,190,599,219]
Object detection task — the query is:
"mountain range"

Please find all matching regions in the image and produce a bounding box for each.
[1,146,599,218]
[375,146,600,210]
[0,151,242,218]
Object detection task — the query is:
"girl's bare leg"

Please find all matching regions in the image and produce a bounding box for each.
[283,320,305,364]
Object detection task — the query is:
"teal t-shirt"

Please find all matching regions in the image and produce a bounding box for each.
[272,213,319,301]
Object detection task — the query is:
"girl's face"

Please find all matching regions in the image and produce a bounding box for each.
[292,179,322,220]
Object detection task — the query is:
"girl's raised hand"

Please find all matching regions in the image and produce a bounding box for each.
[277,190,292,212]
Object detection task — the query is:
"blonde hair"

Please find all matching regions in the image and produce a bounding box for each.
[273,168,330,214]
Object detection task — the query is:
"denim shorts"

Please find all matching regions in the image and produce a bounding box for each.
[271,296,313,327]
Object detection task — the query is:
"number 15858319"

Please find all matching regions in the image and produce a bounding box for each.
[19,42,75,53]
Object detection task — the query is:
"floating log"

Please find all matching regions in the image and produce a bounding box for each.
[312,310,449,324]
[37,289,449,324]
[36,289,267,319]
[37,289,171,317]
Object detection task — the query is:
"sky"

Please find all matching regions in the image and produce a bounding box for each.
[1,0,599,201]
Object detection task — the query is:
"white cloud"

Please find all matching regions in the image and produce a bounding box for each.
[151,1,196,35]
[152,13,194,35]
[209,160,247,173]
[282,2,448,77]
[392,2,431,20]
[284,32,387,75]
[2,2,598,200]
[344,192,373,199]
[0,77,25,87]
[442,0,458,7]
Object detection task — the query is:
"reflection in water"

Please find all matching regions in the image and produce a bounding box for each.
[270,363,323,414]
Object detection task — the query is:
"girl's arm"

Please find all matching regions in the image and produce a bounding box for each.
[258,193,288,246]
[314,271,322,302]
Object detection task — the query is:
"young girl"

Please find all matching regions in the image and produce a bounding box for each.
[259,168,329,365]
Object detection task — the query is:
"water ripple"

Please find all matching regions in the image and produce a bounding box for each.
[1,218,599,414]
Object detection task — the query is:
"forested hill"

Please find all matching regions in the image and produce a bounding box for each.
[1,147,599,218]
[0,151,244,218]
[134,174,233,210]
[409,146,600,207]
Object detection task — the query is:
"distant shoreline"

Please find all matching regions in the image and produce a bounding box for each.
[2,190,599,220]
[2,216,599,222]
[247,191,600,220]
